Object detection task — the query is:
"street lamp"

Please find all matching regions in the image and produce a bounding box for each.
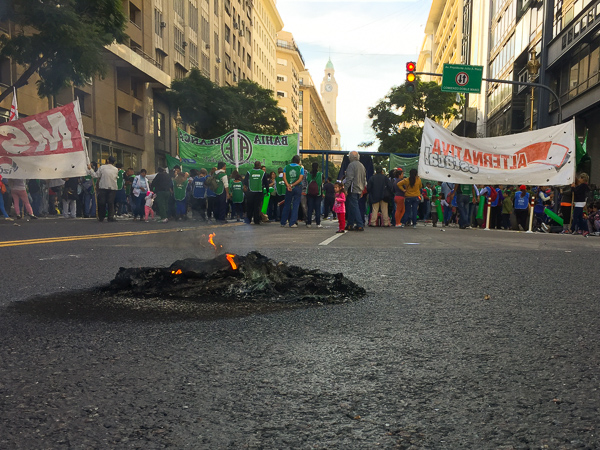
[526,48,541,130]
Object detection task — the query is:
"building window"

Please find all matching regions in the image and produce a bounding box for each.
[189,3,198,33]
[0,57,11,86]
[225,24,231,43]
[175,63,188,80]
[132,113,143,135]
[118,107,131,131]
[129,2,142,28]
[224,53,232,72]
[201,15,210,44]
[174,26,185,55]
[201,52,210,78]
[214,31,219,55]
[155,49,166,70]
[174,0,184,19]
[154,9,164,38]
[156,111,165,139]
[74,88,91,116]
[214,0,219,16]
[215,66,220,84]
[247,54,251,69]
[190,42,199,68]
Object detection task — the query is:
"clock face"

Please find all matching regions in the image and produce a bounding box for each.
[325,83,333,92]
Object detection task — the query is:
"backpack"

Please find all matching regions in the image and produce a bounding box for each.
[0,181,5,194]
[307,173,320,196]
[204,174,219,191]
[307,180,319,196]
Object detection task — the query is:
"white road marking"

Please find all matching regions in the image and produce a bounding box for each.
[318,233,346,246]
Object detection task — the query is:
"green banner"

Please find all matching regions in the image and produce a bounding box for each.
[389,154,419,173]
[175,128,299,175]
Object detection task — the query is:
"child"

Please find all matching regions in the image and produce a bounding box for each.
[333,182,346,233]
[230,174,245,222]
[431,191,439,227]
[440,193,449,228]
[144,191,156,222]
[501,189,514,230]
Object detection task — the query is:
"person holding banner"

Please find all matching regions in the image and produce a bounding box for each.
[94,156,119,222]
[280,155,305,228]
[9,179,37,220]
[514,185,530,231]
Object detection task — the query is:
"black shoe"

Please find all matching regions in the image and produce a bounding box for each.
[355,226,364,232]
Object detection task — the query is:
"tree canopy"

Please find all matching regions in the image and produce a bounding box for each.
[367,78,461,154]
[0,0,127,103]
[165,69,289,138]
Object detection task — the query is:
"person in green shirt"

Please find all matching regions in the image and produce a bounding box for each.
[457,183,475,229]
[173,172,189,221]
[244,161,269,224]
[230,174,245,222]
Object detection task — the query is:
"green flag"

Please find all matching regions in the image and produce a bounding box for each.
[575,130,588,166]
[177,128,298,175]
[389,154,419,173]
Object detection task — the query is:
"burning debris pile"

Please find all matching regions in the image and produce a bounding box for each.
[106,251,365,304]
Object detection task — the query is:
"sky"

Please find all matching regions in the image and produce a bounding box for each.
[276,0,433,151]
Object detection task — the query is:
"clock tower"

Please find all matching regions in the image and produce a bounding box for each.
[320,58,341,150]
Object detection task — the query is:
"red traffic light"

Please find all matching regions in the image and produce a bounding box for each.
[406,61,416,72]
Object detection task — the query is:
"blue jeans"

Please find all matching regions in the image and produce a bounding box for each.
[346,192,364,228]
[306,195,322,225]
[404,196,419,225]
[133,194,145,219]
[457,194,470,228]
[0,192,8,218]
[84,191,96,218]
[280,185,302,226]
[30,192,43,216]
[571,206,589,232]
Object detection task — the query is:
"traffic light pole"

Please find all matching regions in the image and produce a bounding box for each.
[415,71,562,125]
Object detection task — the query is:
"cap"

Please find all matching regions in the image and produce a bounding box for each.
[519,185,527,190]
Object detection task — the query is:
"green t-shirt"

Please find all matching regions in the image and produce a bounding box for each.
[117,169,125,190]
[460,184,473,198]
[284,164,303,185]
[276,176,287,195]
[305,172,323,196]
[215,171,226,195]
[231,181,244,203]
[248,169,264,192]
[173,180,187,201]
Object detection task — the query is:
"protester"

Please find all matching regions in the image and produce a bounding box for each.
[397,169,423,228]
[151,167,172,223]
[144,191,156,222]
[333,181,346,233]
[206,167,217,222]
[0,175,13,221]
[132,169,149,221]
[367,166,392,227]
[230,173,245,222]
[305,162,324,228]
[62,177,79,219]
[344,151,366,231]
[514,185,530,231]
[190,169,207,221]
[83,162,98,218]
[267,171,279,221]
[173,171,189,221]
[280,155,304,228]
[213,162,229,224]
[114,163,128,217]
[322,177,335,220]
[28,179,43,217]
[502,189,514,230]
[570,173,590,236]
[243,161,266,225]
[456,184,475,229]
[92,156,119,222]
[9,178,37,220]
[441,181,455,226]
[393,168,405,227]
[273,167,286,222]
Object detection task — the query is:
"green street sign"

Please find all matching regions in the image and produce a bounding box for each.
[441,64,483,94]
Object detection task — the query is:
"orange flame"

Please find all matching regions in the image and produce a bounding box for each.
[171,269,182,275]
[226,254,238,270]
[208,233,216,249]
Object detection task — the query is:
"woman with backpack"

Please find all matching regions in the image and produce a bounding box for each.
[305,162,323,228]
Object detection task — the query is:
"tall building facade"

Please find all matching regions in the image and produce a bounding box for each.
[319,59,341,150]
[299,71,334,151]
[0,0,276,172]
[275,30,305,134]
[543,0,600,181]
[252,0,284,93]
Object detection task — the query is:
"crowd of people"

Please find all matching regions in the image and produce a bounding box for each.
[1,151,598,237]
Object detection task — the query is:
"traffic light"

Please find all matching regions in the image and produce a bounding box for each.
[406,61,416,93]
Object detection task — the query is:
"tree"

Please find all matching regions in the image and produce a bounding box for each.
[367,78,461,154]
[0,0,127,103]
[302,155,339,181]
[165,69,289,138]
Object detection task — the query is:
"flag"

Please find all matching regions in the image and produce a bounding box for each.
[575,129,588,165]
[9,87,18,121]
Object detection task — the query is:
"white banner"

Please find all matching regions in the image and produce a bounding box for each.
[418,117,576,186]
[0,100,89,179]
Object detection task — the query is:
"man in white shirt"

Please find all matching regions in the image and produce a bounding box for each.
[95,155,119,222]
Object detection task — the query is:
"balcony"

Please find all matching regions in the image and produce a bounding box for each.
[105,42,171,88]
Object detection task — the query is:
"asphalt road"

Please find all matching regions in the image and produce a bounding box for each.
[1,217,599,449]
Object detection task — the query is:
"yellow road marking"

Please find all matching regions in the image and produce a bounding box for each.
[0,228,179,248]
